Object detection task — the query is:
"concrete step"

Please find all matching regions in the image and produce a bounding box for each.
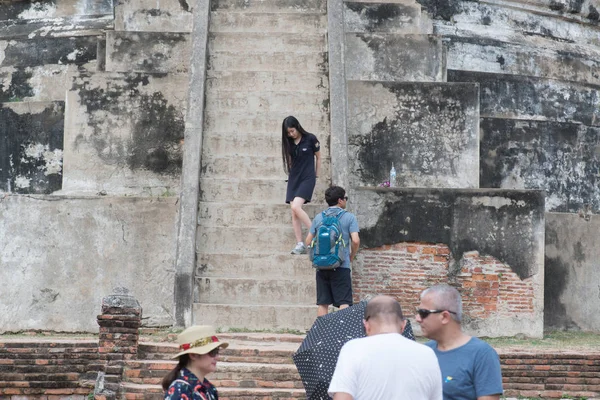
[197,225,310,253]
[209,32,327,54]
[198,202,323,226]
[206,70,328,92]
[198,178,330,203]
[200,155,331,179]
[196,277,315,305]
[201,135,330,157]
[197,251,317,279]
[123,361,302,388]
[205,90,329,113]
[211,0,326,13]
[123,383,306,399]
[208,51,327,72]
[210,12,326,33]
[204,110,329,132]
[198,252,316,279]
[192,303,316,331]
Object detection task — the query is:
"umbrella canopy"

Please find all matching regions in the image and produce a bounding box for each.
[293,301,417,399]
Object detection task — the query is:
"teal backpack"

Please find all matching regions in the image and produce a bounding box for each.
[309,209,346,270]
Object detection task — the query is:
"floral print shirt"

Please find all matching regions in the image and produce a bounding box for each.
[164,367,219,400]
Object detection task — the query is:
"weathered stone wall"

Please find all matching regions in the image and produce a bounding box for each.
[0,195,178,332]
[414,0,600,330]
[352,187,545,337]
[0,0,190,331]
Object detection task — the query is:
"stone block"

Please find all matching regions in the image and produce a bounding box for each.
[448,70,600,126]
[344,2,421,33]
[0,65,75,102]
[0,0,113,21]
[0,36,98,68]
[114,0,193,33]
[480,118,600,213]
[545,212,600,331]
[62,71,187,195]
[446,36,600,86]
[0,195,177,332]
[105,31,191,74]
[345,34,444,81]
[0,101,64,194]
[210,0,327,13]
[347,81,479,188]
[0,16,113,40]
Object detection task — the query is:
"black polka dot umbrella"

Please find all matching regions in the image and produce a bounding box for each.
[293,301,416,399]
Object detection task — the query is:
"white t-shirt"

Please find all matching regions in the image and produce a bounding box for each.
[328,333,443,400]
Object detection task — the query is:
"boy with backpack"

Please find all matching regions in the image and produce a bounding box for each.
[305,186,360,317]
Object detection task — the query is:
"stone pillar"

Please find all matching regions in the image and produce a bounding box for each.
[95,289,142,400]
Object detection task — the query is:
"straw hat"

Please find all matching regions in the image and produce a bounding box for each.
[172,325,229,359]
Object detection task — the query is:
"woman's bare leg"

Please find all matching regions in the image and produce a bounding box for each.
[291,197,311,243]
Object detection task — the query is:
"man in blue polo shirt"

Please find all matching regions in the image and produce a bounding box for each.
[416,284,503,400]
[305,186,360,317]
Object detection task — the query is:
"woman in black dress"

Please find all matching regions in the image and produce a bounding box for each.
[281,116,321,254]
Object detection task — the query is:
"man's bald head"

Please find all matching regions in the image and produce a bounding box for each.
[364,296,404,325]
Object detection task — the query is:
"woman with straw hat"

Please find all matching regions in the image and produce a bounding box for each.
[162,325,229,400]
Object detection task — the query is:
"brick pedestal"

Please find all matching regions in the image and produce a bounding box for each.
[95,291,142,400]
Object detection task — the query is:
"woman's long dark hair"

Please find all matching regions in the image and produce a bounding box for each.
[162,354,190,390]
[281,116,310,174]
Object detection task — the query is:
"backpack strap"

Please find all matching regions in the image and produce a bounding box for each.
[334,209,346,219]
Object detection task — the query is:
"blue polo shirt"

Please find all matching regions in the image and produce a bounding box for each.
[425,337,503,400]
[309,206,359,269]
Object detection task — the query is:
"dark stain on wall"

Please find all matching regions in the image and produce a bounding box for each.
[0,0,57,21]
[0,102,64,194]
[0,68,34,102]
[589,5,600,21]
[480,118,600,213]
[72,73,183,175]
[448,70,600,126]
[356,188,545,280]
[415,0,462,21]
[0,37,98,67]
[544,225,579,330]
[345,3,413,31]
[108,32,188,73]
[179,0,191,12]
[348,82,478,187]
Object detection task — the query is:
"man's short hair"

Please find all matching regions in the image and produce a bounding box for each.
[364,296,404,323]
[421,284,463,322]
[325,186,346,207]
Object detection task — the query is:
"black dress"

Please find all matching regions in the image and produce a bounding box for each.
[285,133,320,204]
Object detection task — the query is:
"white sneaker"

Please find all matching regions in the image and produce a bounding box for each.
[291,243,307,255]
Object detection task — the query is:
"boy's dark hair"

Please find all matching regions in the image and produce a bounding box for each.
[325,186,346,206]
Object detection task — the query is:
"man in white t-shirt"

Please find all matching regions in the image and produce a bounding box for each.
[328,296,443,400]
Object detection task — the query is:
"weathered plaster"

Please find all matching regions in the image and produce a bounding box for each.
[105,31,191,74]
[480,118,600,213]
[344,2,421,34]
[545,212,600,331]
[352,187,545,337]
[345,34,444,81]
[0,195,178,332]
[0,36,98,68]
[448,70,600,126]
[347,81,479,188]
[61,71,187,196]
[115,0,193,33]
[0,101,64,194]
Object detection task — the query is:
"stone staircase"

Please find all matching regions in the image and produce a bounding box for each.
[121,334,306,400]
[194,0,332,330]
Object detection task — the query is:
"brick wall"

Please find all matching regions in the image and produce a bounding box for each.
[500,351,600,398]
[353,242,535,324]
[0,339,100,399]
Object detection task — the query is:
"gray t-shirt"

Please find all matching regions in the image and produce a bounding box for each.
[425,337,503,400]
[309,206,359,269]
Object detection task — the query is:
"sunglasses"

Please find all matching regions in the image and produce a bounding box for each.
[343,196,348,201]
[416,308,457,319]
[207,348,220,358]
